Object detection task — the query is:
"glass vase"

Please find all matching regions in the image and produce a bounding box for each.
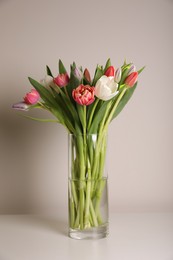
[68,133,109,239]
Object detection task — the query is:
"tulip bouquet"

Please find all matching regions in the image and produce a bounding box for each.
[13,59,144,233]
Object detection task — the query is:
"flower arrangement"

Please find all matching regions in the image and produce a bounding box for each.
[13,59,144,236]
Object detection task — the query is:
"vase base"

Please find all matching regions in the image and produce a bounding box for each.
[68,223,109,240]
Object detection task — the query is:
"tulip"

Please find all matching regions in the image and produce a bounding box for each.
[24,89,40,105]
[127,64,136,76]
[125,72,138,88]
[72,84,95,106]
[84,68,91,83]
[12,102,30,111]
[40,75,55,89]
[53,73,69,87]
[114,68,122,83]
[95,75,118,101]
[74,67,83,81]
[104,66,115,77]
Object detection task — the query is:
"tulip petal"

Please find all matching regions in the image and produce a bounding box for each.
[95,75,118,101]
[12,102,30,111]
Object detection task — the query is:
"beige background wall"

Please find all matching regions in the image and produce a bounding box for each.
[0,0,172,214]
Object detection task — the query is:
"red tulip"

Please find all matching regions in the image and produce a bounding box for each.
[72,84,95,106]
[125,72,138,88]
[24,89,40,105]
[104,66,115,77]
[53,73,69,87]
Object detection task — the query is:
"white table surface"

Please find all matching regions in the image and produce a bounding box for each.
[0,212,172,260]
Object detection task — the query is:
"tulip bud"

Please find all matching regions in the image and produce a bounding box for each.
[104,66,115,77]
[125,72,138,88]
[53,73,69,87]
[24,89,40,104]
[74,68,83,81]
[40,75,54,89]
[72,84,95,106]
[12,102,30,111]
[114,68,122,83]
[84,68,91,83]
[127,64,136,76]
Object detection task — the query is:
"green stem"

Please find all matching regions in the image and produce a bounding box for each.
[83,106,87,162]
[71,181,78,210]
[103,87,127,131]
[98,101,112,135]
[64,86,70,99]
[79,187,84,229]
[84,159,91,227]
[87,98,99,131]
[69,199,75,228]
[76,135,86,229]
[90,199,98,227]
[94,179,106,222]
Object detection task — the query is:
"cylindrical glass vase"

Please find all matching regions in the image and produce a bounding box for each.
[68,133,109,239]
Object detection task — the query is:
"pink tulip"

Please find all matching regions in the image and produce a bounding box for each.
[24,89,40,104]
[104,66,115,77]
[53,73,69,87]
[72,84,95,106]
[125,72,138,88]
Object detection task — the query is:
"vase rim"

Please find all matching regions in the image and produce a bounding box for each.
[68,133,108,136]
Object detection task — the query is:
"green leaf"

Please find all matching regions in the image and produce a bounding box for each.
[138,66,145,74]
[76,104,84,128]
[46,65,53,77]
[59,59,67,74]
[67,68,80,99]
[50,86,78,128]
[28,77,67,125]
[119,65,131,85]
[88,101,110,134]
[86,100,95,122]
[104,58,111,73]
[58,87,81,125]
[92,66,104,86]
[112,83,137,120]
[121,63,131,71]
[123,58,127,66]
[18,114,59,123]
[72,62,76,69]
[28,77,58,107]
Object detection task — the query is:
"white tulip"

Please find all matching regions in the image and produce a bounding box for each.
[95,75,119,101]
[40,75,55,89]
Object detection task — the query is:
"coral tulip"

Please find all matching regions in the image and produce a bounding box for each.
[72,84,95,106]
